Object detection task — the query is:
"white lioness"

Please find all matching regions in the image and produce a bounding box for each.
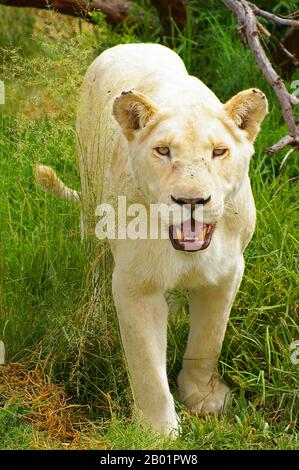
[36,43,268,436]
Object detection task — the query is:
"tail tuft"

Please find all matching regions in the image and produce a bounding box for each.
[35,164,80,203]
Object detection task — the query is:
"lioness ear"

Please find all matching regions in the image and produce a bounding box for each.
[113,90,158,140]
[224,88,268,142]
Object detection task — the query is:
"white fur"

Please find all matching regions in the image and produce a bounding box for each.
[38,44,268,436]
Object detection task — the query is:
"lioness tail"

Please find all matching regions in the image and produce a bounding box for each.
[35,164,80,203]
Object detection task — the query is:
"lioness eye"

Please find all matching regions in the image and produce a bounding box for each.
[213,148,228,158]
[155,147,170,157]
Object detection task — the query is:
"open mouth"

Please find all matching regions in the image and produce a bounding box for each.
[169,219,215,252]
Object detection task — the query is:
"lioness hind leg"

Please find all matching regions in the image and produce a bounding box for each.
[178,259,244,416]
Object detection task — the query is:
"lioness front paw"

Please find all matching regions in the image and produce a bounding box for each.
[137,407,180,438]
[178,372,231,416]
[155,417,180,438]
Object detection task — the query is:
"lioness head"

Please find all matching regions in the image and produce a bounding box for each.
[113,84,268,252]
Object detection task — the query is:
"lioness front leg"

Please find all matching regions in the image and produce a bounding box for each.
[178,259,244,415]
[112,271,178,436]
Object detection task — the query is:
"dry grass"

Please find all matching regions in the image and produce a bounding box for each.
[0,361,96,448]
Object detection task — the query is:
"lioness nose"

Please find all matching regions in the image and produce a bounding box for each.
[171,195,211,206]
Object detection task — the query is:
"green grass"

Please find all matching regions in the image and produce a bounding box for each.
[0,405,298,450]
[0,2,298,449]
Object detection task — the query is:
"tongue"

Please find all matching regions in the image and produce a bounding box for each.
[181,220,205,242]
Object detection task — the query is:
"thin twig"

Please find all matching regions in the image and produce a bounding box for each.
[267,135,294,154]
[249,2,299,28]
[257,22,299,67]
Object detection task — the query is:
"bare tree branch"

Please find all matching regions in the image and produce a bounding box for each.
[0,0,189,31]
[222,0,299,154]
[0,0,134,26]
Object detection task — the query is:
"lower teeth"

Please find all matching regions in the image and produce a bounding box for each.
[175,226,207,242]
